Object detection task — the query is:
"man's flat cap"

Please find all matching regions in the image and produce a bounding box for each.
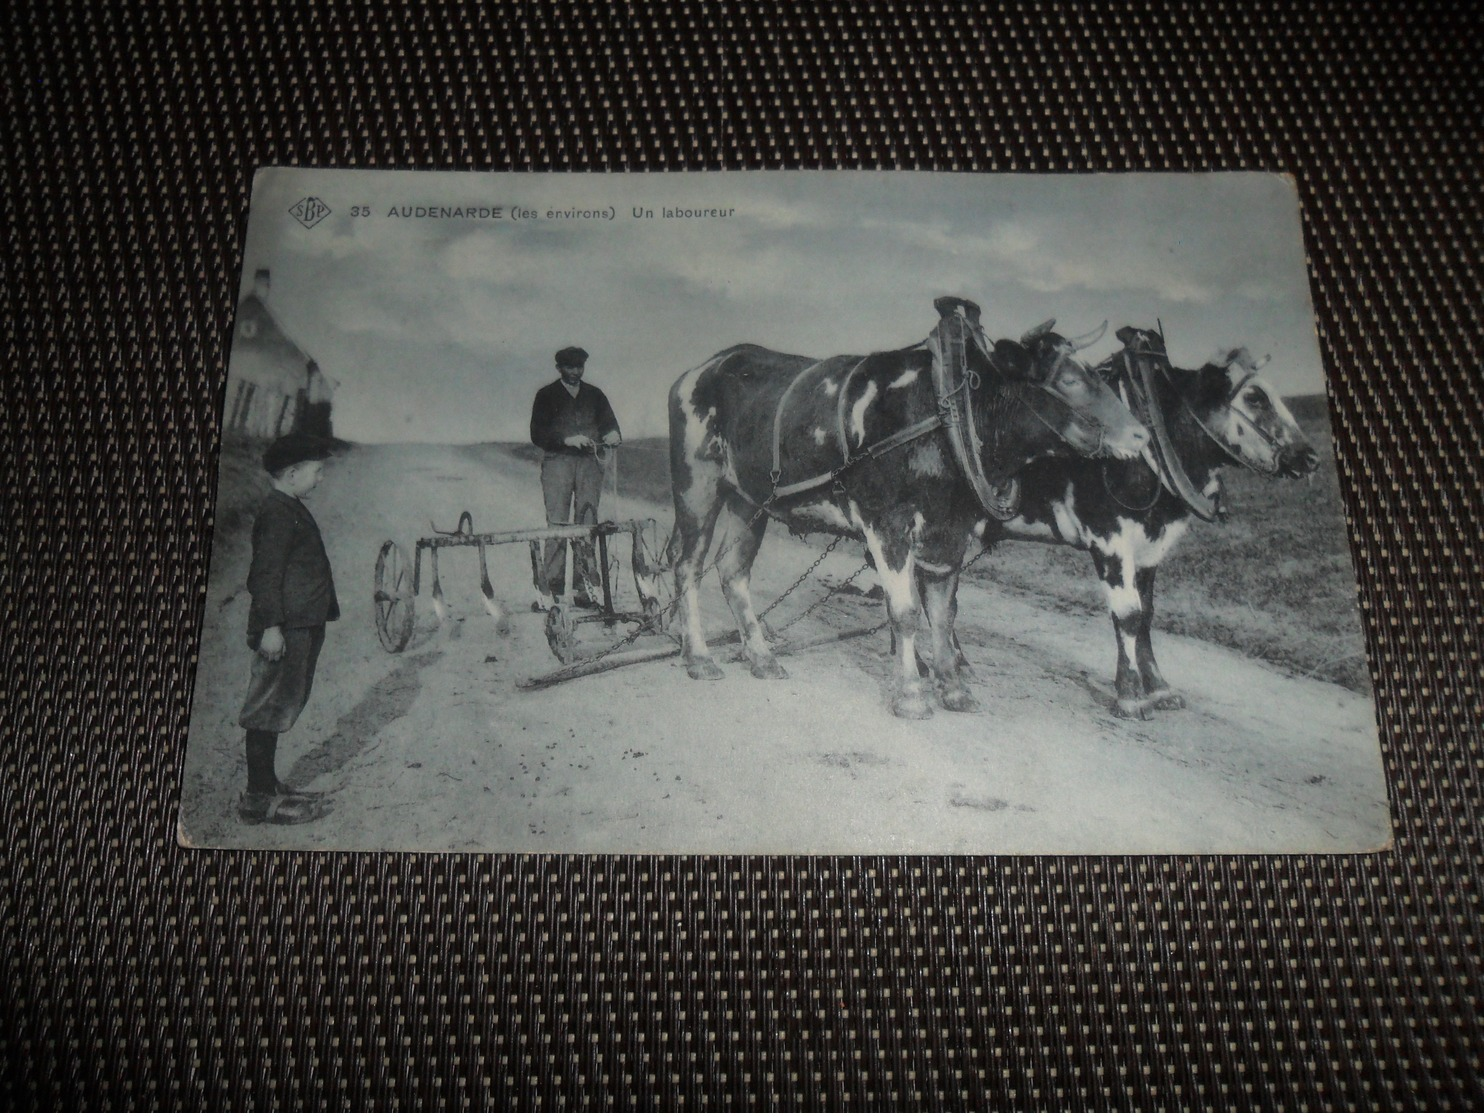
[554,346,589,367]
[263,432,336,475]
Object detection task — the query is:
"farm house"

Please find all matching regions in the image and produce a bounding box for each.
[224,268,336,440]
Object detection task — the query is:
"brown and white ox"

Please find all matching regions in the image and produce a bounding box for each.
[667,300,1151,718]
[987,325,1320,717]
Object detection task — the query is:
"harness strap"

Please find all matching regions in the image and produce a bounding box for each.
[927,316,1021,520]
[1125,350,1223,523]
[834,356,871,465]
[767,413,943,500]
[771,357,828,486]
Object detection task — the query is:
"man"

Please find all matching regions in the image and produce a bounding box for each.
[529,345,621,608]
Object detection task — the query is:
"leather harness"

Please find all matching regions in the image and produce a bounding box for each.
[754,305,1018,519]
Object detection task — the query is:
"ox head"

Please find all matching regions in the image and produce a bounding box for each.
[1142,329,1318,479]
[1205,348,1319,478]
[995,318,1150,461]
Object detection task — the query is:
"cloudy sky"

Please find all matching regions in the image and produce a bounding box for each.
[238,168,1327,444]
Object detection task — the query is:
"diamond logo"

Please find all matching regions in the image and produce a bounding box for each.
[289,196,332,229]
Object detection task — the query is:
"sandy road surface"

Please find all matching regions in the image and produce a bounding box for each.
[180,443,1391,853]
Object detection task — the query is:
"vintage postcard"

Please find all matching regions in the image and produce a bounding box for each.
[179,169,1390,853]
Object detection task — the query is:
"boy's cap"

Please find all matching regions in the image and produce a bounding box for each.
[554,346,589,367]
[263,432,335,475]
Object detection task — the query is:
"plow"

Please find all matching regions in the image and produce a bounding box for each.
[372,509,893,691]
[373,511,670,665]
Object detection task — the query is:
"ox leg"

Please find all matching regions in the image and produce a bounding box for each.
[672,476,726,682]
[863,528,931,719]
[919,568,976,712]
[1135,566,1184,710]
[715,500,785,680]
[1091,549,1148,719]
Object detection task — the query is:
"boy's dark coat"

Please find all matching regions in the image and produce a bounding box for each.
[245,490,340,646]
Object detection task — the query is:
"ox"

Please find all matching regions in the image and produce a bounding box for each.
[987,325,1320,718]
[667,298,1151,718]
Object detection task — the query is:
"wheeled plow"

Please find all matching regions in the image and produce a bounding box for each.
[373,512,668,662]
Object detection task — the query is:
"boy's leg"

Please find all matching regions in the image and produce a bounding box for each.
[245,729,279,795]
[238,627,330,823]
[239,628,320,735]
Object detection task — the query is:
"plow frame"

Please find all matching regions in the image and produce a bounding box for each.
[374,513,666,656]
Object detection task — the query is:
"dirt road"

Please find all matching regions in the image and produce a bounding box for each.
[179,442,1392,853]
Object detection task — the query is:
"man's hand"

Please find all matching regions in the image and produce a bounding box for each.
[258,625,285,662]
[563,434,596,449]
[601,431,621,447]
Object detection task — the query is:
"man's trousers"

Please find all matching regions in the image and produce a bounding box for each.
[539,452,604,596]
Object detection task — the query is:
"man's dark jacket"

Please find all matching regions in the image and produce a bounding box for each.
[245,489,340,645]
[529,380,621,455]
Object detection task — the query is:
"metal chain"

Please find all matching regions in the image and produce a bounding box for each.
[763,556,868,638]
[847,541,999,642]
[534,520,1001,684]
[757,536,843,623]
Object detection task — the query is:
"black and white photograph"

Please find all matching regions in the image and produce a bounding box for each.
[179,168,1391,854]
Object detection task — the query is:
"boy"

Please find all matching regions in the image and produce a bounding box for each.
[236,432,340,825]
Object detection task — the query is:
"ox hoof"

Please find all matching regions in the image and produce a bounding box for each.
[1114,697,1149,721]
[1147,689,1186,711]
[686,658,725,681]
[938,685,979,713]
[749,656,788,680]
[892,690,934,720]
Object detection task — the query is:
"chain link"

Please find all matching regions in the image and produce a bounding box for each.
[763,555,867,637]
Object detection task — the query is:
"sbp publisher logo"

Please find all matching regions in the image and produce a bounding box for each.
[289,196,332,229]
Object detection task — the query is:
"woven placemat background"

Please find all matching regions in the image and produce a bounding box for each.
[3,0,1479,1107]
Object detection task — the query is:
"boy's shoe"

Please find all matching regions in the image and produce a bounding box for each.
[238,791,330,826]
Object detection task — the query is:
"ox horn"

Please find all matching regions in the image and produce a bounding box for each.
[1065,320,1109,352]
[1020,318,1057,346]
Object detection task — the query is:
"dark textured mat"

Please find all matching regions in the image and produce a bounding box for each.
[3,0,1480,1108]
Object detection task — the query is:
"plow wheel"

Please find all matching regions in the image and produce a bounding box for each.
[374,540,416,652]
[544,603,579,664]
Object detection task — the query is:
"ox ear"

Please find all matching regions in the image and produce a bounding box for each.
[989,339,1034,380]
[1227,347,1270,373]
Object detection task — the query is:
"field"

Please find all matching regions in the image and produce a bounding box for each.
[214,396,1371,694]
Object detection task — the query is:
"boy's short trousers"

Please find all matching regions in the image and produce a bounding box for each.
[238,625,326,733]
